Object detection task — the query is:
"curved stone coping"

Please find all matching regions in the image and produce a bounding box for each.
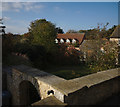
[11,65,120,96]
[52,68,120,95]
[12,64,66,85]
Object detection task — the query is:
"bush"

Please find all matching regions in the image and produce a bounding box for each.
[83,41,119,72]
[53,44,80,66]
[26,45,47,69]
[2,33,16,64]
[13,42,30,54]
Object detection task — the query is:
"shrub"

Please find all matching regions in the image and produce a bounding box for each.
[26,45,47,69]
[53,44,80,66]
[83,40,119,72]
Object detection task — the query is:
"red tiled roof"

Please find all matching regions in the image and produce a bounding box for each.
[57,33,85,44]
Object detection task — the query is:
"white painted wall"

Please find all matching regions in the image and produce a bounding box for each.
[66,39,70,43]
[72,39,76,44]
[60,39,64,43]
[55,39,58,43]
[110,38,120,46]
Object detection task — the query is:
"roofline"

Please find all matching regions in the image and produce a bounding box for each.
[110,25,120,38]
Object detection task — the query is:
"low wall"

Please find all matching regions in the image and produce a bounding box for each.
[63,68,120,105]
[3,65,120,105]
[3,65,66,105]
[65,77,120,105]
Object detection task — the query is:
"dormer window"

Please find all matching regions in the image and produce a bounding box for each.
[66,39,70,43]
[60,38,64,43]
[72,39,76,44]
[55,39,58,43]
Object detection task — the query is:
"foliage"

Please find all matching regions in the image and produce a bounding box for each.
[2,33,23,65]
[79,30,87,33]
[26,45,48,69]
[56,27,64,34]
[79,24,117,40]
[80,39,118,72]
[63,23,116,40]
[79,24,118,72]
[66,29,78,33]
[3,54,32,67]
[72,42,79,47]
[82,23,108,40]
[3,19,60,69]
[22,32,30,37]
[2,33,20,56]
[28,19,57,53]
[2,34,13,63]
[13,41,55,69]
[13,42,30,54]
[46,65,91,80]
[53,44,80,66]
[3,20,118,76]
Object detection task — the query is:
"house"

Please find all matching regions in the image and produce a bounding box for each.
[79,40,97,60]
[55,33,85,46]
[110,25,120,46]
[79,39,110,61]
[110,25,120,64]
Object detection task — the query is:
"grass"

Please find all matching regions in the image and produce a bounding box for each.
[44,65,93,80]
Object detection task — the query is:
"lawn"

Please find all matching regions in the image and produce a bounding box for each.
[44,65,93,80]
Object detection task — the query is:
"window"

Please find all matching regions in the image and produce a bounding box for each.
[60,39,64,43]
[55,39,58,43]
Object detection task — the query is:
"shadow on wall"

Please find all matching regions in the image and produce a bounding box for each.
[64,77,120,105]
[19,80,41,105]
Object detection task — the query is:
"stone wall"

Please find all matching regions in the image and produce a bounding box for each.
[4,65,65,105]
[4,65,120,105]
[3,66,41,105]
[64,77,120,105]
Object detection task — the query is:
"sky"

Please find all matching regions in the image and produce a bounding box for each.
[1,2,118,34]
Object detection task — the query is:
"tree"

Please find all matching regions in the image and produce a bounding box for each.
[79,30,87,33]
[79,23,113,40]
[84,29,98,40]
[28,19,57,53]
[66,29,78,33]
[80,39,118,72]
[79,23,118,72]
[2,33,14,57]
[56,27,64,34]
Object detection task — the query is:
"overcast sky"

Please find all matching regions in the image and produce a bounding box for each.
[2,2,118,34]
